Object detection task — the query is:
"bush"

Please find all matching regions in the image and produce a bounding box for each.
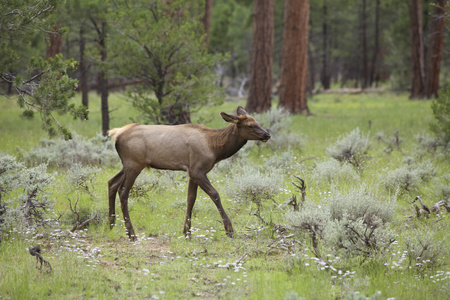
[229,166,282,204]
[0,155,55,240]
[23,133,119,167]
[311,159,360,184]
[373,130,403,154]
[254,107,304,151]
[286,185,396,259]
[324,186,396,258]
[403,229,448,270]
[228,165,283,224]
[380,157,435,193]
[326,128,370,169]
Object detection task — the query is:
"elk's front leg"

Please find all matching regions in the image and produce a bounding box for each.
[183,179,198,237]
[190,172,234,237]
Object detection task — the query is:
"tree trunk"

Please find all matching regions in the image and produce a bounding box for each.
[203,0,213,48]
[321,0,330,90]
[46,25,62,59]
[246,0,274,113]
[279,0,310,115]
[369,0,380,87]
[425,0,446,98]
[95,20,109,136]
[79,27,89,108]
[409,0,426,99]
[361,0,368,88]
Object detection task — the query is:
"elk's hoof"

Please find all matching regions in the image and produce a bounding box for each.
[226,232,234,238]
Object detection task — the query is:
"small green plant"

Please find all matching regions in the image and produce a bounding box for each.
[430,85,450,144]
[326,128,370,169]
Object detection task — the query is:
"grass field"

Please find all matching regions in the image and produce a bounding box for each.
[1,92,449,299]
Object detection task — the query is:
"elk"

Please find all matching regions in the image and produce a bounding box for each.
[108,106,270,240]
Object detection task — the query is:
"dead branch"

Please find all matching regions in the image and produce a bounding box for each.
[29,245,52,272]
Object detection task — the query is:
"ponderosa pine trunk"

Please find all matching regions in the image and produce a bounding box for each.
[46,25,62,59]
[409,0,426,99]
[279,0,310,115]
[321,0,330,90]
[369,0,380,87]
[425,0,446,98]
[203,0,212,48]
[91,18,109,135]
[246,0,274,113]
[79,26,89,108]
[361,0,368,88]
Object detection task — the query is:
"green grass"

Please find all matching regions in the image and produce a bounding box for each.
[1,92,450,299]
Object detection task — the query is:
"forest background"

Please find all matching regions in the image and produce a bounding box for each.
[1,0,449,137]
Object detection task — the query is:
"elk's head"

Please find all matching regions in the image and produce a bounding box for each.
[221,106,271,142]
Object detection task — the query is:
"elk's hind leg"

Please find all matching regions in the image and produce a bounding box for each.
[108,169,124,228]
[183,179,198,237]
[118,167,143,241]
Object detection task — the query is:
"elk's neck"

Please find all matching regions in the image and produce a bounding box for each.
[211,124,247,162]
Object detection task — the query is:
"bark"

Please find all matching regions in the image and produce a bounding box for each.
[246,0,274,113]
[369,0,380,87]
[279,0,310,115]
[321,0,330,90]
[46,25,62,59]
[361,0,368,88]
[91,18,109,135]
[202,0,213,48]
[79,27,89,108]
[425,0,446,98]
[409,0,426,99]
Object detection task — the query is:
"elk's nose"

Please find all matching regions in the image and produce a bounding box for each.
[261,132,271,142]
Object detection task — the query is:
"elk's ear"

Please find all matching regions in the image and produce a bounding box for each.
[221,112,239,124]
[237,106,248,116]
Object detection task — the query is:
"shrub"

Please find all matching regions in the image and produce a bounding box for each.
[430,85,450,143]
[23,133,119,167]
[326,128,370,169]
[373,130,403,154]
[228,165,283,223]
[67,163,100,195]
[311,159,360,184]
[229,166,282,204]
[380,157,435,193]
[324,186,396,258]
[415,133,444,155]
[254,107,304,151]
[0,155,55,240]
[286,185,396,259]
[403,229,448,270]
[265,151,298,170]
[285,202,330,257]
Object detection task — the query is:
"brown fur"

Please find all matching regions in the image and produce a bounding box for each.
[107,106,270,240]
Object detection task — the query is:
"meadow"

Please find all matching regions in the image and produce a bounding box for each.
[0,91,449,299]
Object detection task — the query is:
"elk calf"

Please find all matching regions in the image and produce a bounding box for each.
[108,106,270,240]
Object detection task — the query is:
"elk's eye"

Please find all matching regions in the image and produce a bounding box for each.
[248,125,253,129]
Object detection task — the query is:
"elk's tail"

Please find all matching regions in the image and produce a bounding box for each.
[107,124,137,143]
